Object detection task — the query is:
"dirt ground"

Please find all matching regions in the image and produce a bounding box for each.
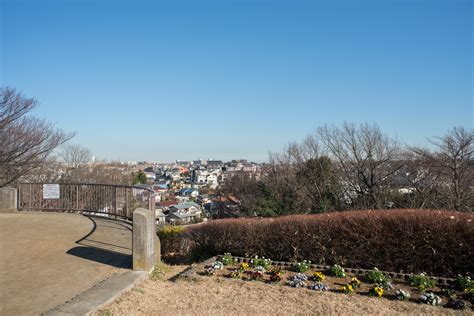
[98,265,470,315]
[0,212,132,315]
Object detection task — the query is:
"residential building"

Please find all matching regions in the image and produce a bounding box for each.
[166,202,202,224]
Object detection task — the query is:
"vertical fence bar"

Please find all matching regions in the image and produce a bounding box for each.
[114,186,117,219]
[29,183,32,210]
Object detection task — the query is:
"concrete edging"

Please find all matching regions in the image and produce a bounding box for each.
[43,271,147,316]
[224,255,455,285]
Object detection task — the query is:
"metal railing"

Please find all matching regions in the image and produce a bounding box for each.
[17,182,155,221]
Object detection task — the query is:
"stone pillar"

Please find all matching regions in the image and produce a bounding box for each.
[133,208,156,272]
[0,187,18,213]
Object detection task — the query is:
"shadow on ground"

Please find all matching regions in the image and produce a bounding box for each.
[67,246,131,269]
[67,215,133,269]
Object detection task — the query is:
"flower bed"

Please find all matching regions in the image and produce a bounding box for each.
[195,255,473,311]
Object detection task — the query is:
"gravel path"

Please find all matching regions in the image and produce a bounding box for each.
[0,213,131,315]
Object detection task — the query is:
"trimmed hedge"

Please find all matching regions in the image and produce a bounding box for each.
[163,209,474,277]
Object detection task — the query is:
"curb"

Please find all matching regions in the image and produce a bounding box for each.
[43,271,147,316]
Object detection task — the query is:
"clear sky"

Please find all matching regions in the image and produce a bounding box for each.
[1,0,472,162]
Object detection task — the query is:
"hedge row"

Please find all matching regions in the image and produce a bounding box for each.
[160,209,473,277]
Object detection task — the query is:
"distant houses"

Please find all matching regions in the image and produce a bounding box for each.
[139,158,262,225]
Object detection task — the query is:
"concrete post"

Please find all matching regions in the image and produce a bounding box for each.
[132,208,156,272]
[0,187,18,213]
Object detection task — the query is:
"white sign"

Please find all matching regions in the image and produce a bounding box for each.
[43,184,60,199]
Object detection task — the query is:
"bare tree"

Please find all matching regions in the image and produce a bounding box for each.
[318,122,402,209]
[411,127,474,211]
[390,151,439,209]
[60,162,132,184]
[0,87,74,187]
[266,135,342,213]
[60,144,91,169]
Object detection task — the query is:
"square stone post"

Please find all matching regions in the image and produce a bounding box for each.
[132,208,156,272]
[0,187,18,213]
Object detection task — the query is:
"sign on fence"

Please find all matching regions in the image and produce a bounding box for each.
[43,184,60,199]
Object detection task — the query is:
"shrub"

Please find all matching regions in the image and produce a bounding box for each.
[288,273,308,288]
[454,274,473,292]
[420,292,442,306]
[464,288,474,301]
[212,261,224,270]
[249,255,272,269]
[366,268,389,284]
[230,269,241,279]
[446,299,466,310]
[269,267,283,283]
[340,284,353,294]
[239,262,250,271]
[157,225,187,260]
[221,253,236,266]
[368,286,384,297]
[204,266,216,276]
[350,277,362,289]
[313,271,325,282]
[330,264,346,278]
[269,273,282,283]
[395,289,410,300]
[250,266,266,280]
[310,282,329,291]
[409,273,436,292]
[292,260,311,273]
[366,268,392,289]
[442,288,456,299]
[182,209,474,277]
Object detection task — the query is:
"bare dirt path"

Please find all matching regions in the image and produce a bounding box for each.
[0,212,132,315]
[98,265,468,315]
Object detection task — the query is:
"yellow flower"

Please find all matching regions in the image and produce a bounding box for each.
[377,288,383,296]
[313,272,325,281]
[369,286,384,297]
[350,277,361,288]
[239,262,249,271]
[340,284,353,293]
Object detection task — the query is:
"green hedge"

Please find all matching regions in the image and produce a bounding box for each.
[161,209,474,277]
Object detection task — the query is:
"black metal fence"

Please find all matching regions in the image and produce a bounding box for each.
[17,183,155,221]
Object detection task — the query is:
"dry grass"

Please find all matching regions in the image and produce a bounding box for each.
[97,265,469,316]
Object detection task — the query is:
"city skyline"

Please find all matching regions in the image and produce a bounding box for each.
[2,0,472,162]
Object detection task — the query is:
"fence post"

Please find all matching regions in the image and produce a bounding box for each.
[132,208,156,272]
[0,187,18,213]
[76,185,79,210]
[114,186,117,218]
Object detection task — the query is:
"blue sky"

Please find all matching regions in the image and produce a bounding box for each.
[1,0,472,162]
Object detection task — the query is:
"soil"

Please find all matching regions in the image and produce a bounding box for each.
[207,264,467,305]
[97,263,472,315]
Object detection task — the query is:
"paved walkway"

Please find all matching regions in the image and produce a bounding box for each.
[0,212,132,316]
